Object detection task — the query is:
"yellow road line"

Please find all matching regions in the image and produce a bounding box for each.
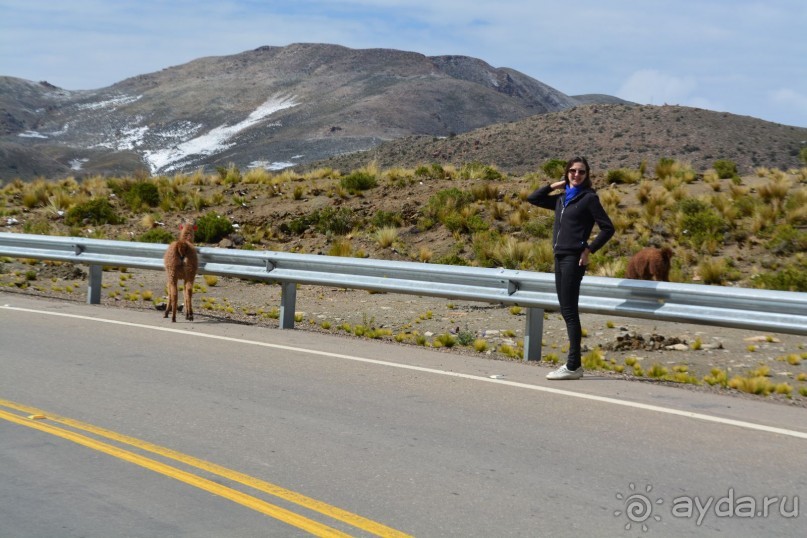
[0,408,350,537]
[0,399,411,538]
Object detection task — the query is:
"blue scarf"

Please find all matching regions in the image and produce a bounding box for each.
[564,185,581,207]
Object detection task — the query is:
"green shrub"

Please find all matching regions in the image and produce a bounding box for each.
[606,168,641,184]
[677,198,728,249]
[424,188,473,221]
[216,164,242,185]
[138,227,177,244]
[480,166,503,180]
[542,159,567,179]
[523,215,553,239]
[280,213,316,235]
[457,329,475,346]
[415,163,447,179]
[655,158,677,179]
[441,212,487,234]
[766,225,807,255]
[108,179,160,210]
[459,162,503,180]
[752,264,807,292]
[106,178,128,197]
[128,181,160,208]
[414,165,431,178]
[713,159,738,179]
[195,212,234,243]
[469,183,500,201]
[314,207,355,235]
[698,257,729,285]
[371,210,403,229]
[433,333,456,348]
[22,219,51,235]
[799,147,807,166]
[65,198,122,226]
[732,193,758,218]
[340,171,377,192]
[280,207,356,235]
[435,251,470,266]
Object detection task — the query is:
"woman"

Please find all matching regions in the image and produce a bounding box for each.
[527,157,614,380]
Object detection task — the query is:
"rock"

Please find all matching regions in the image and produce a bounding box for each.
[604,332,687,352]
[744,335,780,343]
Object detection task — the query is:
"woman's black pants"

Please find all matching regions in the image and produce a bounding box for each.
[554,254,587,370]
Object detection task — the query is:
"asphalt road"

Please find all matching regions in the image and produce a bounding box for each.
[1,292,805,537]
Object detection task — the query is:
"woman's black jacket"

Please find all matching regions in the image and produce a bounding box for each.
[526,184,615,256]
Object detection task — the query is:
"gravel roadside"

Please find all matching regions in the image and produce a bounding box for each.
[2,260,806,407]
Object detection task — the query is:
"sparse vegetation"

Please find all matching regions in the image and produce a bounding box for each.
[713,159,739,180]
[139,227,177,244]
[65,198,122,226]
[195,211,235,243]
[340,170,378,192]
[2,157,804,296]
[2,153,806,403]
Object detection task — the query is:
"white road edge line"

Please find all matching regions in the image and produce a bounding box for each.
[4,304,806,440]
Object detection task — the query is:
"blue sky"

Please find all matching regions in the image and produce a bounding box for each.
[1,0,805,127]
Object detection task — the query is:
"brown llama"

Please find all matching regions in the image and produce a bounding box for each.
[626,247,674,282]
[163,221,198,322]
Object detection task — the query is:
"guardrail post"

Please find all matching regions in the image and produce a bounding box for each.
[523,307,544,361]
[87,264,103,304]
[279,282,297,329]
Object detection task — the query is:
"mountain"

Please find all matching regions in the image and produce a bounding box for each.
[2,43,804,183]
[0,43,616,181]
[311,103,807,176]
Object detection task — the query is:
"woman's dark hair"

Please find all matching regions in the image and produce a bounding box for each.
[563,156,592,189]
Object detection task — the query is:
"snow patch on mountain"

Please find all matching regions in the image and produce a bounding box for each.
[152,121,203,143]
[92,120,149,151]
[70,158,89,170]
[143,95,298,173]
[18,131,49,139]
[249,159,299,171]
[76,94,142,110]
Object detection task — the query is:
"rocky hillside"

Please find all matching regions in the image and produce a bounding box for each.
[312,103,807,176]
[0,43,622,181]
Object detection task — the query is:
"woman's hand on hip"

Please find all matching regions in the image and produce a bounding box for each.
[579,248,590,266]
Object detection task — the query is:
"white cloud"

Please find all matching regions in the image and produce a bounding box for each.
[770,89,807,116]
[616,70,697,106]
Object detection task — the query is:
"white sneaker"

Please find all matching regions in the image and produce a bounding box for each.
[546,365,583,380]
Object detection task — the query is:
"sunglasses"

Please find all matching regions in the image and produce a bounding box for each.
[568,168,587,175]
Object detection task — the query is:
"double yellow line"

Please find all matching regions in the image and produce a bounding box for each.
[0,398,411,538]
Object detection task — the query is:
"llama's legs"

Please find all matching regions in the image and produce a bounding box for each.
[184,279,194,321]
[163,280,171,319]
[167,280,178,322]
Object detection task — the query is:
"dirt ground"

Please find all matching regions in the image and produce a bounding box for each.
[2,259,805,408]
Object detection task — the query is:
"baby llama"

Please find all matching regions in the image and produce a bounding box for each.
[163,221,198,322]
[625,247,674,282]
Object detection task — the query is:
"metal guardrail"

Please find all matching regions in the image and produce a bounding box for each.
[1,232,805,361]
